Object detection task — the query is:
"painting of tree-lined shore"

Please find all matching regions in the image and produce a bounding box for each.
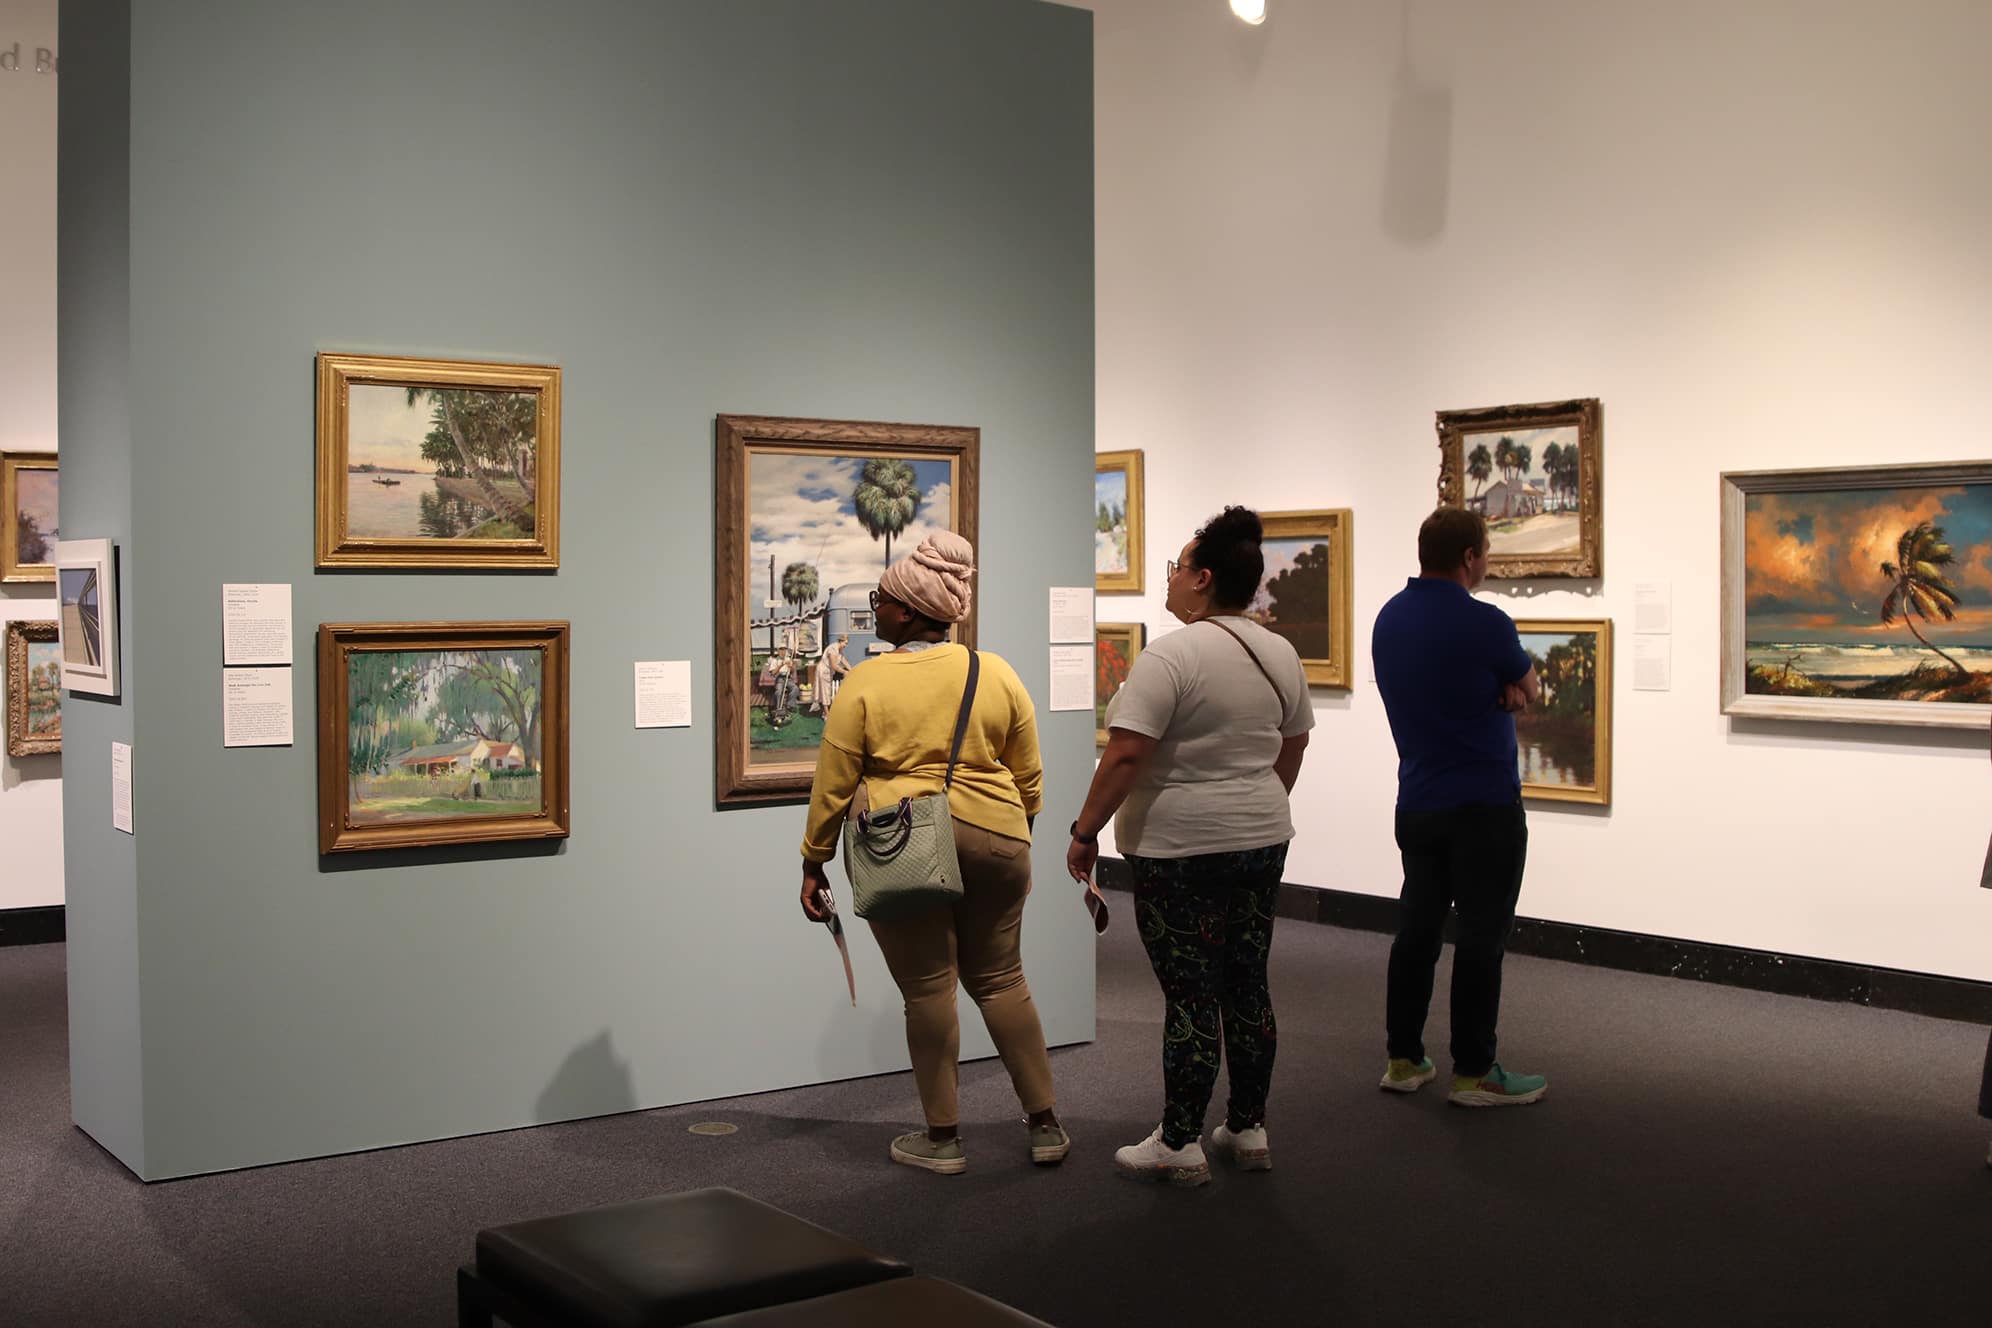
[345,385,538,542]
[1744,484,1992,705]
[345,648,544,825]
[1516,630,1601,790]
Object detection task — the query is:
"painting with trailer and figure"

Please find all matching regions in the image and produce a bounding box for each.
[716,415,979,806]
[317,622,570,852]
[1723,462,1992,729]
[1513,619,1612,806]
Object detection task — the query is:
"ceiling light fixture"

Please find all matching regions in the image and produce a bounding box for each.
[1230,0,1267,24]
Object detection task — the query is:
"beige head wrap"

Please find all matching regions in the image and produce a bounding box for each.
[878,531,976,625]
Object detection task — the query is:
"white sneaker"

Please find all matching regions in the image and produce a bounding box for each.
[1114,1127,1211,1187]
[1210,1123,1271,1172]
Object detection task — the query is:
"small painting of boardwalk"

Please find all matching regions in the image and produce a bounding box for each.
[317,355,560,568]
[3,454,57,583]
[1095,451,1144,593]
[59,567,104,669]
[1513,620,1612,805]
[6,621,61,757]
[1437,399,1601,579]
[1742,483,1992,707]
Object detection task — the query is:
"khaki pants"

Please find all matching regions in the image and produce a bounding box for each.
[867,820,1057,1130]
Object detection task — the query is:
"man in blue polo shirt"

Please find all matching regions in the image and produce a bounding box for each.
[1371,507,1547,1107]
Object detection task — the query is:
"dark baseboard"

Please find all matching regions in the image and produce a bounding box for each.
[0,905,65,947]
[1094,859,1992,1024]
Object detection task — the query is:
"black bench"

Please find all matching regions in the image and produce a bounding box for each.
[457,1187,909,1328]
[683,1275,1054,1327]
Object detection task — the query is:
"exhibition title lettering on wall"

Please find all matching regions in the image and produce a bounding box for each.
[1,42,59,74]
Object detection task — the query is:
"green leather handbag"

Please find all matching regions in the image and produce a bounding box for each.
[844,651,981,921]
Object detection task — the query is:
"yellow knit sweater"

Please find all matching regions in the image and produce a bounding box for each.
[801,645,1042,862]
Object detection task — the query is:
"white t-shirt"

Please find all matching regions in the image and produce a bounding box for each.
[1104,615,1315,859]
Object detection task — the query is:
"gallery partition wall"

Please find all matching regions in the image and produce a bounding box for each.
[59,0,1095,1180]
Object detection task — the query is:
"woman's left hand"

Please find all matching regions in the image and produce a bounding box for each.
[800,860,832,922]
[1066,835,1098,885]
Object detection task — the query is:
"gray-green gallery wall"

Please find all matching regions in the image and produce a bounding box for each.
[59,0,1095,1180]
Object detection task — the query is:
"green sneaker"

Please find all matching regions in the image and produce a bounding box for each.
[890,1131,967,1174]
[1448,1063,1548,1107]
[1029,1120,1072,1166]
[1379,1057,1437,1093]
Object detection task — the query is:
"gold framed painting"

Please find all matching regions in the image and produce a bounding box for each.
[716,414,980,807]
[1436,398,1601,579]
[317,621,571,853]
[1096,621,1145,747]
[5,620,61,757]
[1251,508,1354,688]
[315,353,561,569]
[1513,618,1612,805]
[2,452,58,583]
[1095,450,1144,593]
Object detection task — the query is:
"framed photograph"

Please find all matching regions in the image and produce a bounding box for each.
[716,414,979,807]
[316,621,570,853]
[1514,618,1612,805]
[1436,398,1601,579]
[5,620,61,757]
[1095,621,1146,747]
[53,539,120,698]
[2,452,58,583]
[1249,508,1354,688]
[315,353,561,569]
[1095,450,1144,593]
[1721,460,1992,729]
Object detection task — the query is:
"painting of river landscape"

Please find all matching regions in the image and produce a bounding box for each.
[3,453,57,583]
[1742,481,1992,711]
[316,354,560,568]
[1514,619,1611,805]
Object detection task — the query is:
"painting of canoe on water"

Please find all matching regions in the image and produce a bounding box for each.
[317,621,570,853]
[1721,461,1992,729]
[316,354,560,568]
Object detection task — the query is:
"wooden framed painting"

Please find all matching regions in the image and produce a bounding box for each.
[1250,508,1354,688]
[715,414,980,807]
[1721,460,1992,729]
[1095,450,1144,593]
[1096,621,1145,747]
[5,620,61,757]
[1436,398,1601,579]
[1514,618,1612,805]
[315,353,561,569]
[316,621,570,853]
[2,452,58,583]
[53,539,120,698]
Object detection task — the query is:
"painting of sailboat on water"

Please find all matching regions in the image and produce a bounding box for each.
[316,354,561,568]
[1722,462,1992,729]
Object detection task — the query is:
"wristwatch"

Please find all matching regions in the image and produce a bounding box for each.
[1069,821,1097,845]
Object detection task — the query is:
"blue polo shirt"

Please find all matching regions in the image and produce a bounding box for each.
[1372,577,1533,812]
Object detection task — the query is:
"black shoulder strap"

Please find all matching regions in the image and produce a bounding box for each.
[1206,618,1286,717]
[944,649,981,791]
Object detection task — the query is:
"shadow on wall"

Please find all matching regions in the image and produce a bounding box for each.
[1380,3,1453,246]
[4,751,61,790]
[536,1030,639,1125]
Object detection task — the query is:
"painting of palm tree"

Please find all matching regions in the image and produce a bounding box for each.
[1514,620,1612,804]
[853,459,923,567]
[1879,521,1968,676]
[1466,443,1492,500]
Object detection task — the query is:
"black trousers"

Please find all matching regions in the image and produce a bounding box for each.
[1387,800,1528,1077]
[1980,1027,1992,1119]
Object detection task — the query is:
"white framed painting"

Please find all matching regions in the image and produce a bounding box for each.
[53,539,121,698]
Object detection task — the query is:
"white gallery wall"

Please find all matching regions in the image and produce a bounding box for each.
[1088,0,1992,980]
[0,0,62,910]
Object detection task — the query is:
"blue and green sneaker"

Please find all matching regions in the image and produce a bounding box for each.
[1448,1063,1548,1107]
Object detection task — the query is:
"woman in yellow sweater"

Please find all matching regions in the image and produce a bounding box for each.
[799,532,1066,1175]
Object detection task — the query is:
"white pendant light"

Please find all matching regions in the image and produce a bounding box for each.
[1230,0,1267,24]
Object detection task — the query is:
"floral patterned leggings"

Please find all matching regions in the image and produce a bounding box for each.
[1127,842,1289,1150]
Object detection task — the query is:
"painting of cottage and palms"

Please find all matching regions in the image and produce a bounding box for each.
[1744,485,1992,705]
[1516,630,1601,789]
[344,385,538,541]
[345,648,545,825]
[1462,426,1582,558]
[743,450,957,765]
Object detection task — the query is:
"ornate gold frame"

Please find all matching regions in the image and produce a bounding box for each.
[1513,617,1613,806]
[1095,621,1146,747]
[315,353,561,568]
[715,414,980,807]
[317,621,571,853]
[5,620,61,757]
[2,452,58,583]
[1094,449,1145,594]
[1259,508,1354,689]
[1436,398,1602,579]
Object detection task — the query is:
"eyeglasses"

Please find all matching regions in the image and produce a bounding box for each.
[868,589,883,610]
[1166,559,1193,579]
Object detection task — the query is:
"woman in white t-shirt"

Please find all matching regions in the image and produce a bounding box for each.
[1067,506,1313,1186]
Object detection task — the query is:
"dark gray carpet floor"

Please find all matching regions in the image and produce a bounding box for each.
[3,916,1990,1326]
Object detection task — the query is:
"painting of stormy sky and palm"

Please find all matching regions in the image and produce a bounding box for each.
[1743,481,1992,708]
